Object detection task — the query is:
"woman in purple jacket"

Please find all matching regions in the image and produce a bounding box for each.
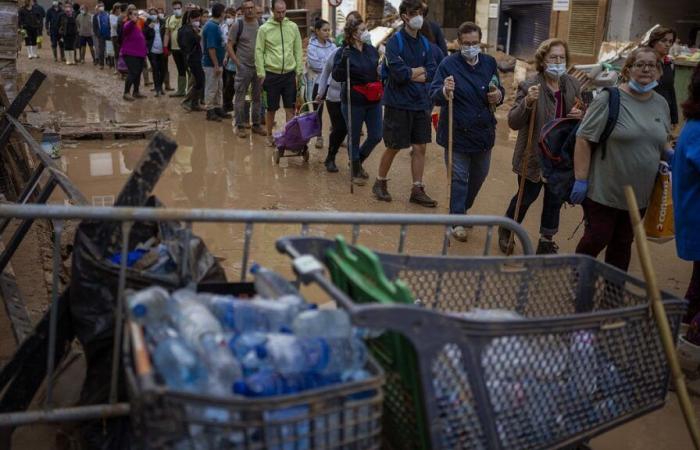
[120,6,147,101]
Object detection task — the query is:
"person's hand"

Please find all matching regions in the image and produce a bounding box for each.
[411,67,426,82]
[567,107,583,119]
[315,94,324,103]
[569,179,588,204]
[215,66,223,75]
[487,87,501,105]
[258,76,265,86]
[443,75,455,99]
[663,148,675,163]
[525,85,539,107]
[341,46,352,60]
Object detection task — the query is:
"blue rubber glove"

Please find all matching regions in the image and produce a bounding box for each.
[570,179,588,205]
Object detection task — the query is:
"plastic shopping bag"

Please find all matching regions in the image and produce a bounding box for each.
[644,161,674,242]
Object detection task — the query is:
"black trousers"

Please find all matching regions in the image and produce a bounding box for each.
[171,49,187,77]
[24,27,39,46]
[187,58,205,91]
[325,100,347,154]
[123,55,144,95]
[148,53,165,93]
[222,68,236,111]
[311,84,324,129]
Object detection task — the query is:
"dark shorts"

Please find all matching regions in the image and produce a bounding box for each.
[80,36,93,47]
[263,71,296,112]
[382,106,431,149]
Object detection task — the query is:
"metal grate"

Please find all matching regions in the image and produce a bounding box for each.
[568,0,601,56]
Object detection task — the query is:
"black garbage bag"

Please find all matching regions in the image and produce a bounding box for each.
[69,196,226,449]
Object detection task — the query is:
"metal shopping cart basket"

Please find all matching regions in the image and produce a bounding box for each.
[124,282,385,450]
[276,236,687,450]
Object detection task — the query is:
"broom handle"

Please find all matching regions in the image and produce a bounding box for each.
[624,186,700,450]
[508,100,538,255]
[447,95,453,204]
[346,54,354,194]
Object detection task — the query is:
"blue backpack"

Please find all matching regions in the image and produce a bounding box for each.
[381,31,431,85]
[539,87,620,203]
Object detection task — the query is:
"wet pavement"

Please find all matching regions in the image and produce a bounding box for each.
[14,47,700,449]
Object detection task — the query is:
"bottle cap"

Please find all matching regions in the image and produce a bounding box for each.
[232,380,247,395]
[131,304,147,318]
[249,263,261,274]
[255,345,268,359]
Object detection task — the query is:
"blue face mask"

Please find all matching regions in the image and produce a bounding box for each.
[628,79,658,93]
[460,45,480,60]
[545,63,567,78]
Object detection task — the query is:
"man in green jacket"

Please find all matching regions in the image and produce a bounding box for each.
[255,0,302,145]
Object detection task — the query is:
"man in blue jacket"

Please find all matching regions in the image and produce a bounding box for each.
[430,22,504,242]
[46,1,64,62]
[372,0,437,207]
[92,2,110,69]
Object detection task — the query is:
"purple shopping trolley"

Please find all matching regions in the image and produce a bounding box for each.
[272,102,322,165]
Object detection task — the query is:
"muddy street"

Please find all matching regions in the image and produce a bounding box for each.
[10,45,700,449]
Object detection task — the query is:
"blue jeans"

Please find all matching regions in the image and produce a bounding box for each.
[341,102,382,162]
[505,177,563,236]
[446,149,492,215]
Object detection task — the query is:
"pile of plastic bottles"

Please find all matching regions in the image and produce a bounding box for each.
[128,264,374,448]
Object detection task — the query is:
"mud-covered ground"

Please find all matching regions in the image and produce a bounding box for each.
[4,45,698,449]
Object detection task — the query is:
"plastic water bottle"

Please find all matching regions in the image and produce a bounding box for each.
[199,332,243,396]
[570,331,598,395]
[255,333,367,376]
[170,289,222,348]
[147,323,209,392]
[198,294,299,333]
[128,286,171,324]
[263,405,310,450]
[233,370,321,397]
[292,309,352,338]
[250,264,299,298]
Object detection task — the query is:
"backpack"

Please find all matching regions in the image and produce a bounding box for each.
[233,18,262,52]
[539,87,620,203]
[380,30,431,85]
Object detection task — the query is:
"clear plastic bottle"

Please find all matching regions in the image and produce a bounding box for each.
[128,286,171,324]
[292,309,352,338]
[255,333,367,377]
[170,289,222,348]
[199,332,243,396]
[198,294,299,333]
[570,331,598,395]
[146,322,209,393]
[250,264,299,298]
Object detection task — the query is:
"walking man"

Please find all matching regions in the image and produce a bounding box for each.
[229,0,265,137]
[430,22,504,242]
[255,0,303,145]
[372,0,437,207]
[76,4,95,64]
[93,2,110,69]
[201,3,229,121]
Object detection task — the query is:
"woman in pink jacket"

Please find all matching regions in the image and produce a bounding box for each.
[120,6,148,101]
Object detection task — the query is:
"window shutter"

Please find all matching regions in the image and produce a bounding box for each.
[567,0,601,57]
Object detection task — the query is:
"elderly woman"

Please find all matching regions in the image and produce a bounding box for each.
[571,47,674,271]
[430,21,504,242]
[648,26,679,129]
[498,38,582,254]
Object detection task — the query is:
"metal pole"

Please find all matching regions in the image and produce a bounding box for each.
[0,403,131,427]
[346,53,354,194]
[45,219,63,408]
[109,221,132,404]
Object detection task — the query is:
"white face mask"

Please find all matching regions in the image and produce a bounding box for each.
[173,8,182,17]
[545,62,567,78]
[158,13,164,19]
[408,15,423,30]
[461,44,480,60]
[360,30,371,45]
[149,14,157,20]
[98,6,104,11]
[192,20,200,27]
[225,17,234,25]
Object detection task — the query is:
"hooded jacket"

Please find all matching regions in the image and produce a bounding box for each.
[46,6,63,34]
[254,17,302,77]
[306,35,336,76]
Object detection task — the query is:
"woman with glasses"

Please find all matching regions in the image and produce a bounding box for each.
[570,47,674,271]
[498,38,583,254]
[648,27,679,130]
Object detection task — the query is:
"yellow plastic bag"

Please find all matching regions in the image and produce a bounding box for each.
[37,35,42,49]
[644,161,674,242]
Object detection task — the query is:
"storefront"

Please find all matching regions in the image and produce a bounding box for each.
[498,0,552,60]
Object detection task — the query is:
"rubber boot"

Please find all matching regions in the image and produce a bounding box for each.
[79,47,85,63]
[324,148,338,173]
[59,47,65,62]
[170,76,187,97]
[26,46,32,58]
[52,47,58,61]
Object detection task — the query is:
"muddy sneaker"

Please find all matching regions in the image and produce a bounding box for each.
[251,125,267,136]
[498,226,515,254]
[536,238,559,255]
[123,93,135,102]
[235,127,248,138]
[409,185,437,208]
[133,92,147,99]
[358,164,369,179]
[315,136,324,149]
[372,179,392,202]
[451,226,468,242]
[206,110,222,122]
[214,107,232,119]
[352,176,367,186]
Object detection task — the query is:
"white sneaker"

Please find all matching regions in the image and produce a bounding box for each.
[451,226,468,242]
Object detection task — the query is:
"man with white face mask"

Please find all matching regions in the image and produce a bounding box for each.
[372,0,437,207]
[429,21,504,242]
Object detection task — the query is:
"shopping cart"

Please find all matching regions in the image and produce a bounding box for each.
[277,236,687,450]
[272,102,321,165]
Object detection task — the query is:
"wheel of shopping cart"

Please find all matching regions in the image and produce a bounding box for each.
[302,145,310,163]
[274,147,283,165]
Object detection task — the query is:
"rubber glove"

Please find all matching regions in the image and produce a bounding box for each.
[570,179,588,205]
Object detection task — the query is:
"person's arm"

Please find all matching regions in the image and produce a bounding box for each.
[507,81,533,130]
[385,35,413,84]
[331,45,348,82]
[573,137,593,181]
[294,25,303,76]
[225,21,240,66]
[45,11,50,31]
[163,19,171,48]
[429,61,448,106]
[670,67,679,126]
[489,65,505,107]
[254,24,265,78]
[316,49,335,99]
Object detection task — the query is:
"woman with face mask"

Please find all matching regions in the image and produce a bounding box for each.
[571,47,674,272]
[307,18,336,150]
[120,6,148,100]
[177,9,206,112]
[331,13,383,186]
[498,38,582,254]
[144,7,167,96]
[648,26,679,130]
